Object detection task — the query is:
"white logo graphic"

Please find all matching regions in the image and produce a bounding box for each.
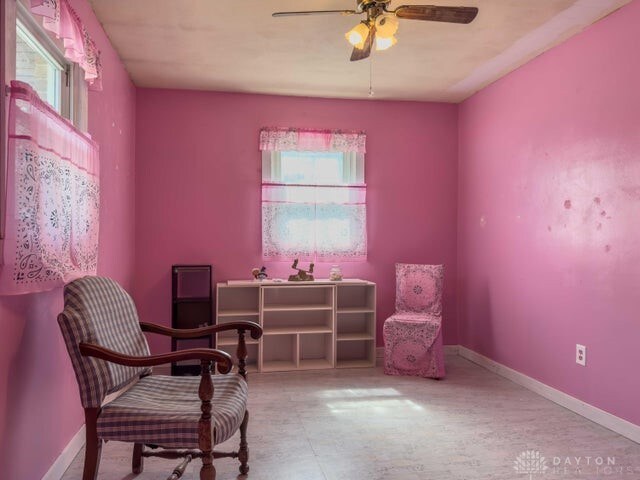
[514,450,549,479]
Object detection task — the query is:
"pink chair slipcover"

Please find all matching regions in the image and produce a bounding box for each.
[383,264,445,379]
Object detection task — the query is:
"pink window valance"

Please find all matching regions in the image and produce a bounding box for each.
[29,0,102,91]
[259,128,366,153]
[0,81,100,295]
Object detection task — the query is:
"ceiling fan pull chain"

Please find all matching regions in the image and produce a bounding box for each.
[369,55,374,97]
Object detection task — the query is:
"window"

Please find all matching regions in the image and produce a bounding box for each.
[277,151,364,185]
[260,129,367,262]
[1,0,93,241]
[15,6,71,118]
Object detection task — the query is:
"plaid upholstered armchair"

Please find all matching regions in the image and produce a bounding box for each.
[57,276,262,480]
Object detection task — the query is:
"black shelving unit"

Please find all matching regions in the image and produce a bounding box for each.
[171,265,213,376]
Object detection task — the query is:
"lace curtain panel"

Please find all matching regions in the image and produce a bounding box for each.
[0,81,100,295]
[260,128,367,262]
[29,0,103,90]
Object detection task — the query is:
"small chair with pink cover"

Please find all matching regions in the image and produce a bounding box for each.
[383,264,445,378]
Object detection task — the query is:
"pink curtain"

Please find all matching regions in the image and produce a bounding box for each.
[0,81,99,295]
[260,128,367,262]
[262,184,367,262]
[29,0,102,90]
[260,127,366,153]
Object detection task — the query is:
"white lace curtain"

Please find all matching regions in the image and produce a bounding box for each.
[0,81,99,295]
[260,128,367,262]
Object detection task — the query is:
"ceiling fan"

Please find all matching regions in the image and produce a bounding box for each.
[272,1,479,62]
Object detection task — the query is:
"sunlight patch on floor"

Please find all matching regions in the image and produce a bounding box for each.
[316,387,401,399]
[326,398,425,415]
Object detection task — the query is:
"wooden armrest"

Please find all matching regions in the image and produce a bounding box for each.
[140,321,263,340]
[139,321,262,380]
[79,343,233,373]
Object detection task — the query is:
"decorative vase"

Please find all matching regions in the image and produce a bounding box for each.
[329,265,343,281]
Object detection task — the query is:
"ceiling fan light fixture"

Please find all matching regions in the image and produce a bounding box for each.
[375,34,397,51]
[345,21,369,48]
[273,3,478,62]
[375,14,399,37]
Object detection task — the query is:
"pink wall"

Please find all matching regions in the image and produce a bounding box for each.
[134,90,459,351]
[458,1,640,425]
[6,0,640,475]
[0,0,137,478]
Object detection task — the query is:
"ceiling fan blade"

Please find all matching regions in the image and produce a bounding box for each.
[350,25,376,62]
[272,10,358,17]
[393,5,478,24]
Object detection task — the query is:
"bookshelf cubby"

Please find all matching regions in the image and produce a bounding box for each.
[336,312,376,341]
[171,265,213,376]
[261,334,298,372]
[300,332,334,370]
[262,309,333,335]
[216,279,376,372]
[336,284,376,312]
[336,339,376,368]
[217,284,260,317]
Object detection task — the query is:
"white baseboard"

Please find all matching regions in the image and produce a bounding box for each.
[41,425,85,480]
[444,345,459,355]
[457,346,640,444]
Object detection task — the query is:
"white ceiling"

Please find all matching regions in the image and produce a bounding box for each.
[88,0,631,102]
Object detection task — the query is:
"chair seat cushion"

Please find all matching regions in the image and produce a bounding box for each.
[97,373,247,448]
[387,312,440,323]
[383,313,445,378]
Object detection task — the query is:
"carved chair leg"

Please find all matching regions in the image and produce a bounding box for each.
[83,409,102,480]
[200,454,215,480]
[239,410,250,475]
[199,360,215,480]
[132,443,144,474]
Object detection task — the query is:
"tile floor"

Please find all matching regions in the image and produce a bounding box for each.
[62,355,640,480]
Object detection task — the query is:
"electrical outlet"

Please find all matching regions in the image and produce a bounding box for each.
[576,344,587,366]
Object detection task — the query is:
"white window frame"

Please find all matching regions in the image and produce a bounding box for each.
[261,149,367,260]
[16,2,72,118]
[262,151,365,185]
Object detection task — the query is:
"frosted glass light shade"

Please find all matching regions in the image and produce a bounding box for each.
[375,35,398,51]
[345,22,370,48]
[375,15,399,37]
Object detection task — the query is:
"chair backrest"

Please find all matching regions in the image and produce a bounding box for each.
[57,276,151,408]
[395,263,444,315]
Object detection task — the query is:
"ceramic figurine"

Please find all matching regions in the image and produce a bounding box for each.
[288,259,315,281]
[252,266,268,280]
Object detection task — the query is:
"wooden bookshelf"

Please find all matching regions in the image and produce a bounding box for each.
[216,280,376,372]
